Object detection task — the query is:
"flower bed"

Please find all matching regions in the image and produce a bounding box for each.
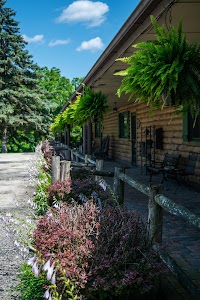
[17,140,166,300]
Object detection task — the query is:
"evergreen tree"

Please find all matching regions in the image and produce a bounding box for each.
[0,0,49,152]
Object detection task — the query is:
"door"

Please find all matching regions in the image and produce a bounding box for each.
[131,113,137,165]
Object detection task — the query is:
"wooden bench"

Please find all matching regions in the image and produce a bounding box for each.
[93,135,110,159]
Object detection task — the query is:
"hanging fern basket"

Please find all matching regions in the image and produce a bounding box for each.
[50,86,108,132]
[115,16,200,119]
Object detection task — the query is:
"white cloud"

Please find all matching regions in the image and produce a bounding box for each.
[56,0,109,27]
[76,37,104,52]
[22,34,44,43]
[48,39,70,47]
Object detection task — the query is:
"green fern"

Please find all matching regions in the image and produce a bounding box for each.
[115,16,200,119]
[50,86,108,132]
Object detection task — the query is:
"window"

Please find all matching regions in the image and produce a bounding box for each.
[95,121,101,138]
[118,112,130,138]
[183,112,200,141]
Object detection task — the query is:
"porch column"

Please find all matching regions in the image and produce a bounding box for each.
[82,125,87,155]
[64,128,67,145]
[66,125,71,147]
[87,121,92,156]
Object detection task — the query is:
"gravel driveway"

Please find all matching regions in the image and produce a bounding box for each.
[0,153,36,299]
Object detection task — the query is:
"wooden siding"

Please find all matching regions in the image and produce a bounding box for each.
[94,102,200,183]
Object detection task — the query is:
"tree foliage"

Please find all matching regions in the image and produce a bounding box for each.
[71,77,84,91]
[115,16,200,119]
[0,0,50,152]
[38,67,73,116]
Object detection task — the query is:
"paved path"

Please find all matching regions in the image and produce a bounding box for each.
[0,153,35,299]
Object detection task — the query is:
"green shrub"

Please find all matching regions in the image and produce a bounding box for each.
[16,263,50,300]
[34,167,51,215]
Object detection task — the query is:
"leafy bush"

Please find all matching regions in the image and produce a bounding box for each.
[84,206,163,299]
[33,201,99,298]
[47,179,72,206]
[46,178,113,207]
[16,263,50,300]
[41,140,53,172]
[29,146,51,215]
[33,202,164,299]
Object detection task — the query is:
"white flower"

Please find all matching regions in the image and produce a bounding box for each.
[51,271,56,284]
[46,262,55,280]
[44,289,53,300]
[99,180,107,191]
[44,289,50,299]
[32,261,40,277]
[14,240,19,247]
[43,259,51,271]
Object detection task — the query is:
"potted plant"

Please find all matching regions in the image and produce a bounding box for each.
[115,16,200,120]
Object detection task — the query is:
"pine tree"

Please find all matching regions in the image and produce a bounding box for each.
[0,0,49,152]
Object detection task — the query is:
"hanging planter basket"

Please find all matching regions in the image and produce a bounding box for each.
[50,86,108,132]
[115,16,200,119]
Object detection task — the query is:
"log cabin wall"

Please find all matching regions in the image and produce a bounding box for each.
[93,102,200,183]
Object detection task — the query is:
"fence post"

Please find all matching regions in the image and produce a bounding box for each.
[52,156,60,183]
[76,154,79,162]
[63,149,71,160]
[60,161,71,181]
[113,167,125,205]
[95,159,104,182]
[71,150,74,161]
[148,184,163,244]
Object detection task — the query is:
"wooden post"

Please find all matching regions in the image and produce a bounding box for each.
[87,122,92,155]
[64,128,67,145]
[63,149,71,160]
[83,125,87,155]
[75,153,79,162]
[148,184,163,244]
[71,150,74,161]
[52,156,60,183]
[113,167,125,205]
[66,125,71,147]
[60,161,71,181]
[95,159,104,182]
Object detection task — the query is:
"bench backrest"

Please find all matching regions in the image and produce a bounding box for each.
[163,153,180,169]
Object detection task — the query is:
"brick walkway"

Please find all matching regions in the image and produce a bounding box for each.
[103,159,200,299]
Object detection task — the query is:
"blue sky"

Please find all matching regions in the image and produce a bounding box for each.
[7,0,140,80]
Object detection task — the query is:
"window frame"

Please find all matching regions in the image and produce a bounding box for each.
[118,111,130,139]
[183,111,200,142]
